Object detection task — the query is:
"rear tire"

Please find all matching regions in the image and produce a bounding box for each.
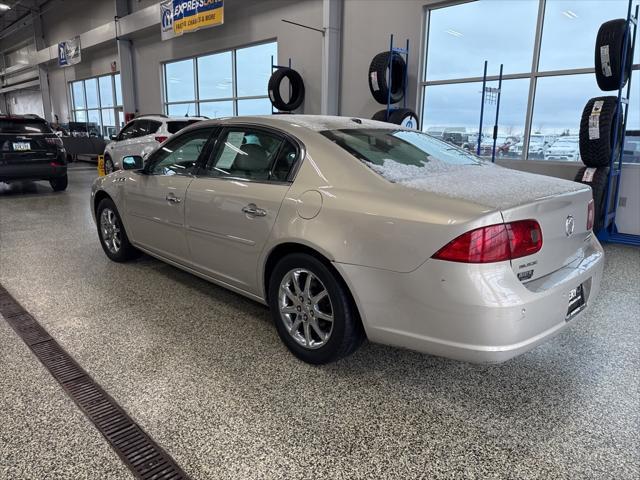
[268,253,364,364]
[49,175,68,192]
[96,198,140,262]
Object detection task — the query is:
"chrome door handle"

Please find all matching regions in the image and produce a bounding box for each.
[242,203,267,217]
[166,193,182,204]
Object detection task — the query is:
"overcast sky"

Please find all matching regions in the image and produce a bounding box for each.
[422,0,640,134]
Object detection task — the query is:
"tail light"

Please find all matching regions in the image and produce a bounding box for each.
[433,220,543,263]
[155,136,168,143]
[45,137,64,147]
[586,199,595,231]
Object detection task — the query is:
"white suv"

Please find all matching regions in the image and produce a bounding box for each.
[103,115,206,173]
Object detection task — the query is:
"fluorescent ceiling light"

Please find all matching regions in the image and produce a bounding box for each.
[0,3,11,11]
[562,10,578,19]
[445,29,463,37]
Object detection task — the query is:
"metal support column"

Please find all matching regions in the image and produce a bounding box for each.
[321,0,342,115]
[115,0,137,119]
[31,10,52,122]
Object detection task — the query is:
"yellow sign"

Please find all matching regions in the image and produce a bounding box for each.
[97,155,105,177]
[172,0,224,35]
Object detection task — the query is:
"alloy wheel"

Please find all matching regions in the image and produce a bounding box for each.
[100,208,122,254]
[278,268,334,349]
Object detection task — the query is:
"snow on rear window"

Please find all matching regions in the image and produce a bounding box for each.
[321,128,482,182]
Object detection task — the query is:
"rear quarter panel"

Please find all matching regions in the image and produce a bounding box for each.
[260,136,503,283]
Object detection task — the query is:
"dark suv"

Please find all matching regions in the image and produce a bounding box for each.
[0,115,68,191]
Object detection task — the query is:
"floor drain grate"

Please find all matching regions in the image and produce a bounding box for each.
[0,286,190,480]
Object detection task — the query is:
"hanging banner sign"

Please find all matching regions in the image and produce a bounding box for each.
[160,0,175,41]
[58,36,81,67]
[160,0,224,41]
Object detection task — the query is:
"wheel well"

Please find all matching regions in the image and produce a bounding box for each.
[263,243,364,332]
[93,190,112,215]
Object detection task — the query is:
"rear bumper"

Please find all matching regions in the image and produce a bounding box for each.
[334,235,604,363]
[0,162,66,182]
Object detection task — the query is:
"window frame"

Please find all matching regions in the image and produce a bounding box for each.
[420,0,640,162]
[162,40,277,118]
[69,73,123,138]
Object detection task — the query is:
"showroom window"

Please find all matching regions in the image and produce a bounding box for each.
[422,0,640,161]
[163,41,277,117]
[69,74,123,139]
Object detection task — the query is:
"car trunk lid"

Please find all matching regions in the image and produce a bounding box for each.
[501,188,593,281]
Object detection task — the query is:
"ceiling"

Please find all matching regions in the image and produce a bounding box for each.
[0,0,43,33]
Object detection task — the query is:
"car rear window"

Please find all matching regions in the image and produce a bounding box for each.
[0,119,52,134]
[167,120,201,134]
[321,128,482,182]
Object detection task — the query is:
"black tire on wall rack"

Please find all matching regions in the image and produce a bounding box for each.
[268,67,305,112]
[372,109,388,122]
[595,19,633,91]
[574,166,609,232]
[368,51,407,105]
[579,96,623,168]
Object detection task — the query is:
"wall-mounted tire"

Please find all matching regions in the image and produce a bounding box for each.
[579,96,622,168]
[388,108,419,129]
[595,19,632,91]
[268,67,305,112]
[372,109,388,122]
[368,51,406,105]
[574,166,609,232]
[371,108,419,130]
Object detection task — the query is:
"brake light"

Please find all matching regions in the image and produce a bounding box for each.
[155,136,168,143]
[433,220,543,263]
[586,199,595,231]
[45,137,64,147]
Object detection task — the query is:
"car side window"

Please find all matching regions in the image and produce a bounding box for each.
[117,122,137,140]
[148,128,213,176]
[146,120,162,135]
[270,140,299,182]
[203,128,284,181]
[134,120,150,137]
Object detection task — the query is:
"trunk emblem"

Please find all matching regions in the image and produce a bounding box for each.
[565,215,575,237]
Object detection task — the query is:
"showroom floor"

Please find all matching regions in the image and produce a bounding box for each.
[0,164,639,480]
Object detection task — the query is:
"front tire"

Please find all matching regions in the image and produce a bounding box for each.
[96,198,139,262]
[268,253,364,364]
[50,175,68,191]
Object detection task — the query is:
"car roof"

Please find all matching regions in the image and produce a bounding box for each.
[0,114,46,121]
[190,114,408,134]
[133,115,207,122]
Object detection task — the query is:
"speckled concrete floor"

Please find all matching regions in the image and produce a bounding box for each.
[0,165,639,479]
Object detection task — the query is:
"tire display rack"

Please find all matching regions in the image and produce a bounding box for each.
[598,2,639,246]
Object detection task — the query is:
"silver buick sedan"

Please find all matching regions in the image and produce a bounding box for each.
[91,115,604,364]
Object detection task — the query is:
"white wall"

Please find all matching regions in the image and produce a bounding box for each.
[131,0,322,115]
[340,0,425,117]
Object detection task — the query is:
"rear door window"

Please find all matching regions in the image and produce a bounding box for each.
[146,120,162,135]
[0,119,52,134]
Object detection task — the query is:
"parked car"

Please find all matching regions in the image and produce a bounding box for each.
[103,114,206,173]
[545,136,580,161]
[511,134,556,159]
[0,114,68,191]
[91,115,603,365]
[622,130,640,164]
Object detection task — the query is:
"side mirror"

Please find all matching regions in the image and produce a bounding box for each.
[122,155,143,170]
[110,134,118,141]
